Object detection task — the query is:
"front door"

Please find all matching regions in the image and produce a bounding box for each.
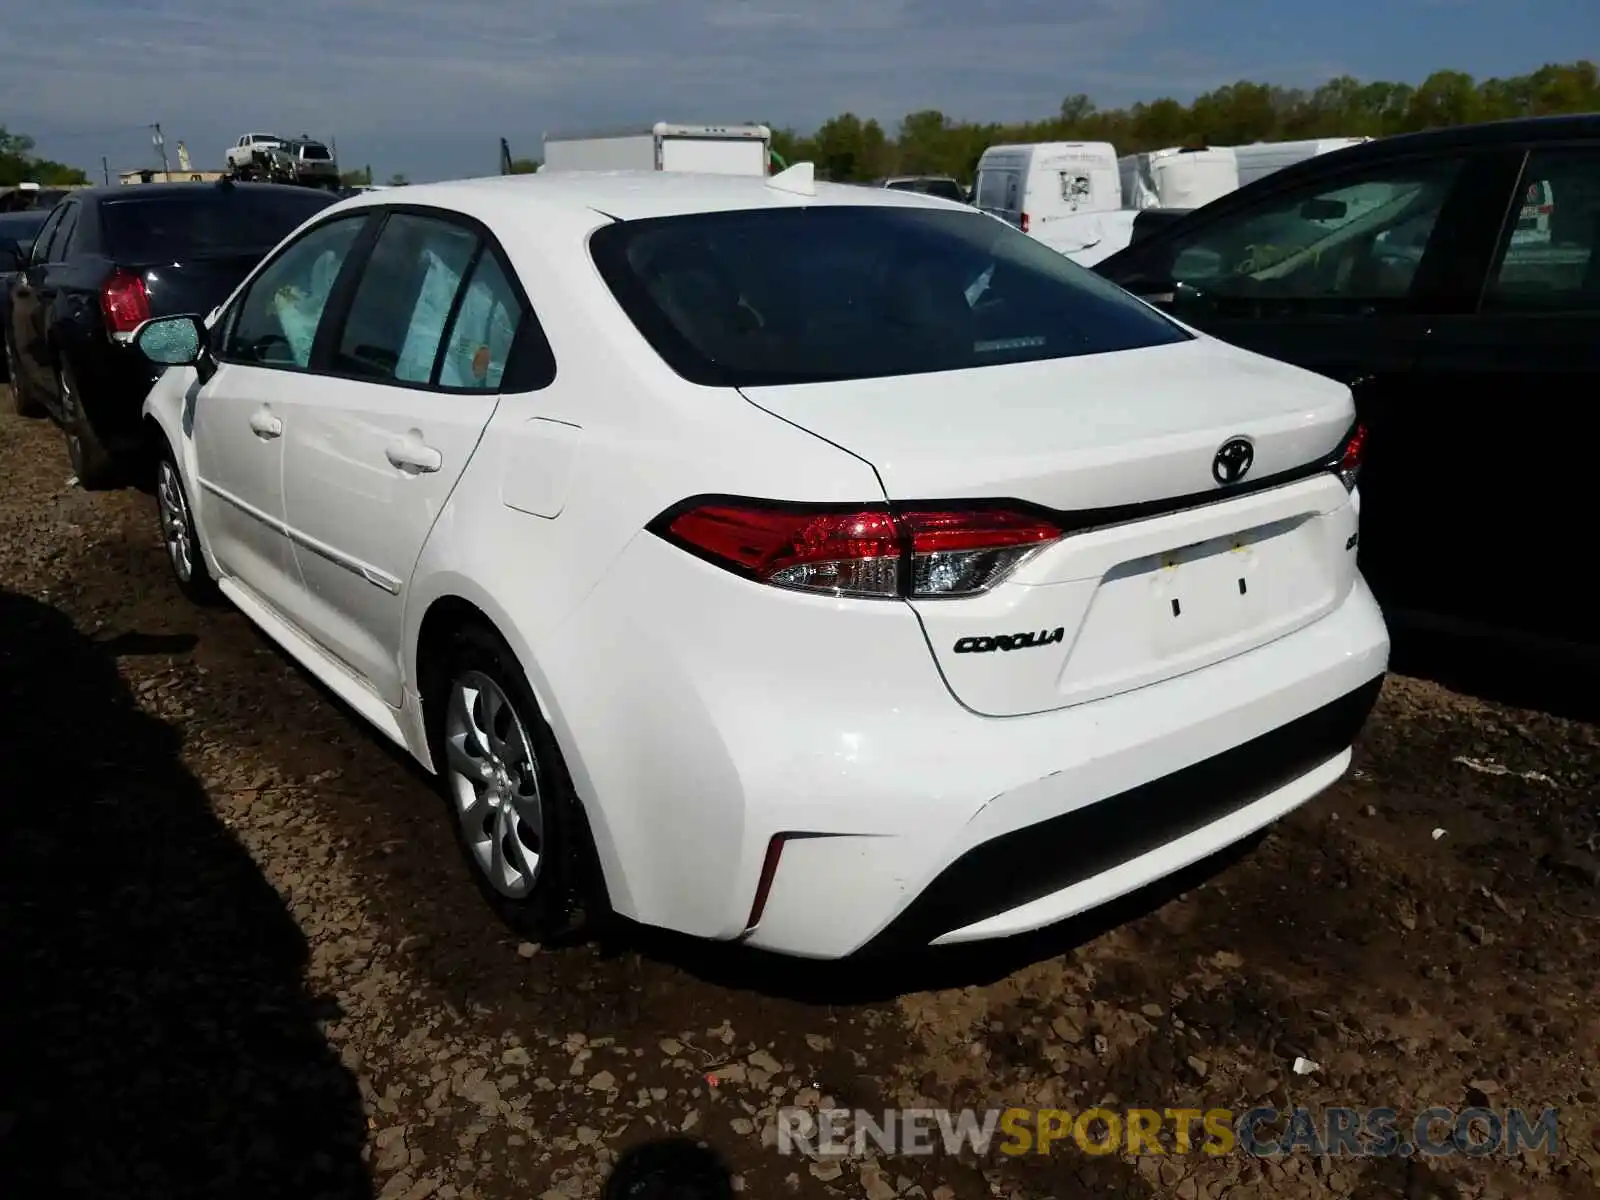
[190,212,371,618]
[276,211,529,705]
[1099,149,1512,617]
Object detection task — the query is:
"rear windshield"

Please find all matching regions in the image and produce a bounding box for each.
[0,211,50,244]
[590,205,1190,386]
[887,178,965,203]
[100,188,338,261]
[298,143,332,161]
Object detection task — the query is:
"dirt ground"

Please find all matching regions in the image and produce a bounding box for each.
[1,391,1596,1200]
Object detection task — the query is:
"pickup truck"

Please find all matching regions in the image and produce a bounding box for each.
[225,133,286,180]
[264,138,340,189]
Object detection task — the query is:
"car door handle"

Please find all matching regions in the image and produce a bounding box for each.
[248,408,283,439]
[385,434,442,474]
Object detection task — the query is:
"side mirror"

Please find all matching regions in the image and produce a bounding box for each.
[133,313,208,367]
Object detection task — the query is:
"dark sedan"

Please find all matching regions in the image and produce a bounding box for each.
[0,209,51,384]
[4,180,338,486]
[1095,114,1600,658]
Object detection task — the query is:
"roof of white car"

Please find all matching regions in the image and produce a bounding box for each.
[334,169,970,224]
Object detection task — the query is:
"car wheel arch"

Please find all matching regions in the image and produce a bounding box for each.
[410,589,621,915]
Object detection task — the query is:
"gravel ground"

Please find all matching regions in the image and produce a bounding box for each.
[2,390,1596,1200]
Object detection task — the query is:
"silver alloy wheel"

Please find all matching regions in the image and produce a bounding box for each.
[60,367,85,467]
[156,459,194,582]
[444,670,544,898]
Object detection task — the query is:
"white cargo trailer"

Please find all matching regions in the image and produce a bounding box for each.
[1119,146,1240,210]
[541,122,772,176]
[1228,137,1373,188]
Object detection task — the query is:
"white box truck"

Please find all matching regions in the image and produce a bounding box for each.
[541,122,772,176]
[972,142,1121,235]
[1119,146,1240,210]
[1228,137,1373,188]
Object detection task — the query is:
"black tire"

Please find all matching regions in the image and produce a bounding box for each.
[154,445,221,606]
[426,623,603,941]
[58,358,116,488]
[3,326,43,416]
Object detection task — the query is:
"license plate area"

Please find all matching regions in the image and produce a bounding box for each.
[1057,515,1336,699]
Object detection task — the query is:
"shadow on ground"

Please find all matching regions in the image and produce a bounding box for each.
[0,589,370,1199]
[1388,623,1600,725]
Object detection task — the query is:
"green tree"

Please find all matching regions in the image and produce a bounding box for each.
[0,127,90,187]
[772,61,1600,185]
[508,158,540,174]
[339,165,374,186]
[385,172,409,187]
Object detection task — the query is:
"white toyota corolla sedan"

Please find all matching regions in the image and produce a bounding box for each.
[132,165,1388,960]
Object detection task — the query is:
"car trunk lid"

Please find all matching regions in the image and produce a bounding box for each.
[739,337,1363,716]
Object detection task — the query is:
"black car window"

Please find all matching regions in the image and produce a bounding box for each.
[100,187,336,262]
[1154,157,1466,307]
[50,204,80,259]
[28,207,65,267]
[590,205,1191,387]
[1483,148,1600,313]
[220,215,367,369]
[331,213,481,385]
[0,211,50,259]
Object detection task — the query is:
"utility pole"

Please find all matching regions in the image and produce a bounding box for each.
[149,123,170,181]
[101,156,110,185]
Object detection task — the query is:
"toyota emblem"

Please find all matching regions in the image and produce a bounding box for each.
[1212,437,1255,485]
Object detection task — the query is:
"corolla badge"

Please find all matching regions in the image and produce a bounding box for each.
[1212,437,1255,485]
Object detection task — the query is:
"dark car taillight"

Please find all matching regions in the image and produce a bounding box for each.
[1333,422,1367,492]
[651,500,1062,599]
[101,270,151,341]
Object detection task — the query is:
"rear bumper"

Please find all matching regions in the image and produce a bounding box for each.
[72,335,162,455]
[532,530,1390,960]
[859,674,1379,953]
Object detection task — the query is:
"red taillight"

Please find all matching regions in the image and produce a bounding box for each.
[101,271,151,338]
[1335,422,1367,491]
[1019,211,1031,233]
[657,501,1061,599]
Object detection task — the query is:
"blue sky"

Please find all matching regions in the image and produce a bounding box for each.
[3,0,1594,182]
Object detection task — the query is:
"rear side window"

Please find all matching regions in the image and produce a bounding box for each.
[334,214,480,383]
[330,212,531,390]
[1484,148,1600,312]
[27,207,65,266]
[589,205,1190,387]
[100,188,337,261]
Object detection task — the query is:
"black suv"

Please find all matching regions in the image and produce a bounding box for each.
[1096,114,1600,657]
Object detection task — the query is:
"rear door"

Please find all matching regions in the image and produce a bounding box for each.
[275,209,539,705]
[1097,149,1512,617]
[1410,142,1600,647]
[7,204,64,390]
[24,201,79,406]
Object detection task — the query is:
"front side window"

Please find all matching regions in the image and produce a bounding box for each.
[1484,148,1600,313]
[1160,157,1465,305]
[590,205,1190,387]
[332,214,481,384]
[221,215,367,368]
